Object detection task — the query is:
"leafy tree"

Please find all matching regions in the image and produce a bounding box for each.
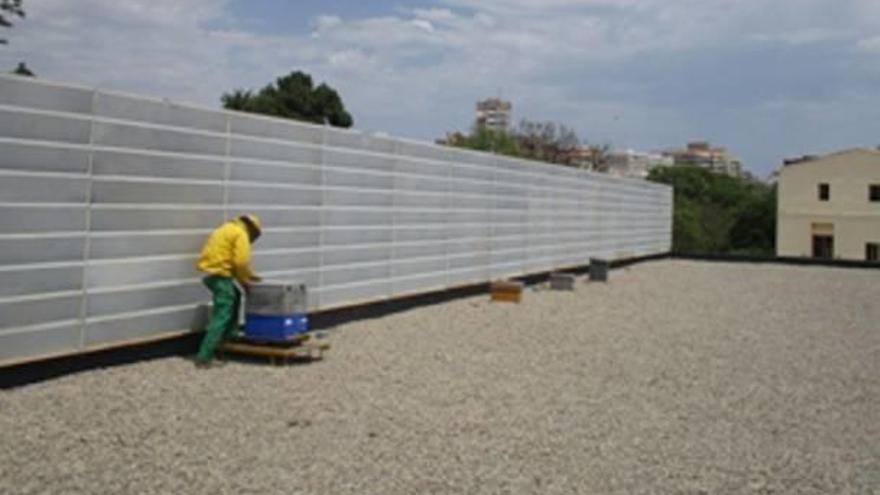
[648,165,776,255]
[447,118,581,166]
[728,185,776,255]
[222,71,353,128]
[0,0,24,45]
[445,128,521,157]
[11,60,32,76]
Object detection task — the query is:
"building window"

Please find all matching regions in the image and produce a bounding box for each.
[870,184,880,202]
[868,243,879,262]
[818,183,830,201]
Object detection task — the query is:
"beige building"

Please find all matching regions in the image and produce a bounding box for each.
[605,149,674,179]
[662,141,743,177]
[776,148,880,261]
[475,98,512,132]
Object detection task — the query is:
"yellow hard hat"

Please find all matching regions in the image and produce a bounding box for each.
[238,214,262,238]
[243,214,262,232]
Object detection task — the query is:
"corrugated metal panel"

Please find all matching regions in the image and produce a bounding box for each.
[0,75,673,365]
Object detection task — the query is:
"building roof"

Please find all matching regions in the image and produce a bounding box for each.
[783,147,880,167]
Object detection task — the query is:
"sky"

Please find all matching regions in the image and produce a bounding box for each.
[2,0,879,177]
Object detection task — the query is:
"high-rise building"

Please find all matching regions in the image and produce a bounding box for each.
[662,141,743,177]
[475,98,512,132]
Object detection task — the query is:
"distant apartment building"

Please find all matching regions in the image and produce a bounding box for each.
[776,148,880,261]
[663,141,743,177]
[605,149,674,179]
[475,98,512,132]
[558,145,601,169]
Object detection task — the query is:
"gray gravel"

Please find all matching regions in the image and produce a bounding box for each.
[1,260,878,494]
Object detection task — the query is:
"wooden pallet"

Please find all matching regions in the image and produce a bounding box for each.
[490,280,524,303]
[218,335,330,365]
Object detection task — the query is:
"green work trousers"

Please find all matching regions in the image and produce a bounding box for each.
[196,275,241,363]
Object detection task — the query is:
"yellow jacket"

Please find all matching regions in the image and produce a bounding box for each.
[196,219,258,282]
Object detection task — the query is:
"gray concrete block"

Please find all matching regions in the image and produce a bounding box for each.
[549,272,577,291]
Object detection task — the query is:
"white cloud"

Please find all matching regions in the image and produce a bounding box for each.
[2,0,879,175]
[412,8,457,22]
[411,19,435,32]
[857,35,880,52]
[749,28,852,46]
[313,15,343,32]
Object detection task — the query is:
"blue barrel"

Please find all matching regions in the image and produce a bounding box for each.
[244,313,309,342]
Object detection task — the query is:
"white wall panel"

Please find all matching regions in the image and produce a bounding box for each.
[0,322,82,362]
[89,207,224,231]
[0,294,83,330]
[0,76,93,114]
[92,121,226,156]
[0,235,86,265]
[0,75,672,365]
[94,92,227,132]
[0,141,90,174]
[0,264,83,298]
[0,108,91,144]
[92,149,225,180]
[89,231,208,259]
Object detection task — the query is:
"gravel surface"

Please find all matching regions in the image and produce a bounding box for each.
[1,260,878,494]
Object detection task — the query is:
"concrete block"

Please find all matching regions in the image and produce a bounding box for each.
[589,258,609,282]
[550,272,577,291]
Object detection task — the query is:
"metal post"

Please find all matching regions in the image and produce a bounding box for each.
[76,89,100,350]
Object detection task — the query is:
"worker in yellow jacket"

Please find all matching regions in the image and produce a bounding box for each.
[194,214,263,366]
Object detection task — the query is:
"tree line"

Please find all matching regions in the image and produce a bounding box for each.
[647,165,776,256]
[444,121,610,170]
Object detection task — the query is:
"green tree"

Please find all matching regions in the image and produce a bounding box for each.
[11,60,32,76]
[728,185,777,255]
[1,0,25,45]
[446,128,521,157]
[222,71,353,128]
[446,119,581,165]
[648,165,776,255]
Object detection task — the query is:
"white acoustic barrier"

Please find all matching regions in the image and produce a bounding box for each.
[0,75,672,365]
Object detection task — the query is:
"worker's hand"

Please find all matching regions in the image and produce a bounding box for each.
[250,275,263,283]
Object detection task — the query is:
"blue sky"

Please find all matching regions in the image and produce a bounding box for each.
[3,0,880,177]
